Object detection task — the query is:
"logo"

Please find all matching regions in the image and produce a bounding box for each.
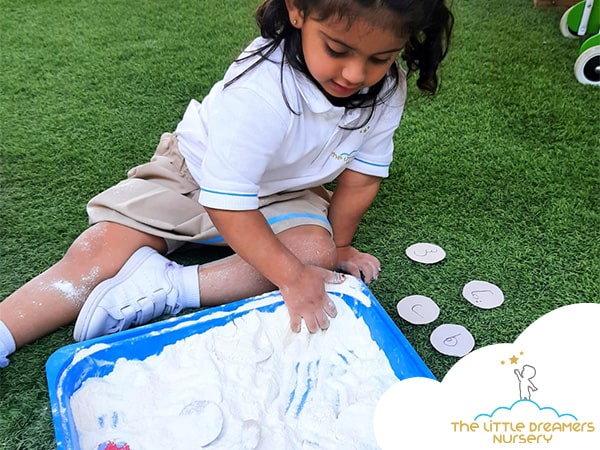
[330,149,358,162]
[374,303,600,449]
[456,352,596,446]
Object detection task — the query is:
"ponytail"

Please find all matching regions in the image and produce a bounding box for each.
[402,0,454,94]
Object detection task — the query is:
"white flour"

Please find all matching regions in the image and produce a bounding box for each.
[70,285,399,449]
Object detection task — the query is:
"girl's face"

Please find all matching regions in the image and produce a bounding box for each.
[286,2,406,99]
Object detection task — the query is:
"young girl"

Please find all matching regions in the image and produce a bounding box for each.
[0,0,453,367]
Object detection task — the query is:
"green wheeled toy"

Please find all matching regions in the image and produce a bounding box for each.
[560,0,600,85]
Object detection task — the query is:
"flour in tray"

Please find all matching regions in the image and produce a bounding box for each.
[70,288,399,450]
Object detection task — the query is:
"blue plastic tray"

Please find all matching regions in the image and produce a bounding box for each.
[46,280,435,449]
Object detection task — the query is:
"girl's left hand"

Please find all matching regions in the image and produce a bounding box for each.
[335,245,381,284]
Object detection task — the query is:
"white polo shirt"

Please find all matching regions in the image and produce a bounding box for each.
[176,37,406,211]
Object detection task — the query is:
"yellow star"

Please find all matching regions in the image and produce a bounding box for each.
[509,355,519,364]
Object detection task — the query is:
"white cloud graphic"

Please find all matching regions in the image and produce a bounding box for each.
[373,303,600,450]
[475,399,577,421]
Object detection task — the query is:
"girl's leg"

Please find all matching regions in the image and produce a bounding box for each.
[0,222,166,349]
[199,225,337,305]
[72,224,337,340]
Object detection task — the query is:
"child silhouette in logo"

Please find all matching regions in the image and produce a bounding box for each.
[514,364,538,400]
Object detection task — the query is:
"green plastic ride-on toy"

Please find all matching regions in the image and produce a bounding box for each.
[560,0,600,85]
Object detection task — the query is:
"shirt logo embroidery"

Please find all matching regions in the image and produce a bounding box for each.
[330,149,359,162]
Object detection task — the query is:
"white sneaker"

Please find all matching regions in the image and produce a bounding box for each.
[74,247,187,341]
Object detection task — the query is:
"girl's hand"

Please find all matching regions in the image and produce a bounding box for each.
[336,245,381,284]
[280,265,344,333]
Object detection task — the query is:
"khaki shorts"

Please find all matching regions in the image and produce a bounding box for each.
[87,133,332,253]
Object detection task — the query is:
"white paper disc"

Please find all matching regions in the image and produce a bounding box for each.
[405,243,446,264]
[396,295,440,325]
[462,280,504,309]
[430,324,475,357]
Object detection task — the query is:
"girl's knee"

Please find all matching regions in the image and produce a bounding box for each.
[65,222,164,261]
[64,223,166,278]
[280,226,337,269]
[312,240,337,270]
[63,223,132,276]
[65,223,112,260]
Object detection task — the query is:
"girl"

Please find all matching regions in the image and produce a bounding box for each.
[0,0,453,367]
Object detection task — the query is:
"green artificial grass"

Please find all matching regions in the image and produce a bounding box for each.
[1,0,598,447]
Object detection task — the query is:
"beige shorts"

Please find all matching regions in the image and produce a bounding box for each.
[87,133,332,253]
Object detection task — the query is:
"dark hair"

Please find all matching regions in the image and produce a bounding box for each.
[229,0,453,113]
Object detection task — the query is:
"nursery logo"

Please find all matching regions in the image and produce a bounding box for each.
[330,148,358,162]
[373,303,600,450]
[450,352,596,446]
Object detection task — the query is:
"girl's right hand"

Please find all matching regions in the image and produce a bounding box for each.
[280,265,344,333]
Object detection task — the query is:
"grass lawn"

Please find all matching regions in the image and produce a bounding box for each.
[1,0,599,448]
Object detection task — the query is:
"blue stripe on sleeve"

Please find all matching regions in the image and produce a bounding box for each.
[353,157,390,168]
[201,188,258,198]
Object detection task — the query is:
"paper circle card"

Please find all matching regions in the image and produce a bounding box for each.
[462,280,504,309]
[430,323,475,357]
[396,295,440,325]
[405,243,446,264]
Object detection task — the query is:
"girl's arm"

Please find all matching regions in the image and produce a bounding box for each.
[204,207,339,333]
[328,169,382,283]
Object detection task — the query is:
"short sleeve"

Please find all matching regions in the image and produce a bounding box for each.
[199,86,290,210]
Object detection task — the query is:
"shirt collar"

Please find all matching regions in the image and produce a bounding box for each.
[292,70,367,128]
[293,70,345,115]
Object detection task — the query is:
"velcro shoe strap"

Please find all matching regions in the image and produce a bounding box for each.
[137,292,165,324]
[119,304,138,331]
